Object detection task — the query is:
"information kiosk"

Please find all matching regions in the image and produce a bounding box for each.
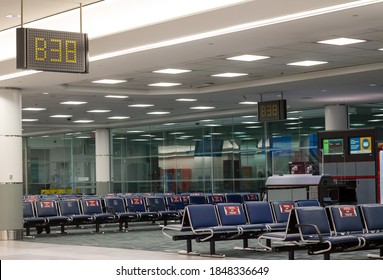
[318,127,383,204]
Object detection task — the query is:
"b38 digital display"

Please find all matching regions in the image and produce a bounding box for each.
[17,28,89,73]
[258,99,287,122]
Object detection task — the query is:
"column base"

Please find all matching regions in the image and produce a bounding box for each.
[0,229,23,240]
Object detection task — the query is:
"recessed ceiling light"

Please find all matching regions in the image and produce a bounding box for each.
[379,48,383,51]
[73,120,94,123]
[148,82,181,87]
[176,98,197,102]
[22,119,39,122]
[128,104,154,108]
[226,54,270,61]
[50,115,73,118]
[76,136,92,139]
[92,79,127,84]
[190,106,215,110]
[153,68,191,74]
[163,123,176,126]
[22,107,47,111]
[42,92,50,95]
[242,121,258,124]
[108,116,130,120]
[239,101,258,105]
[368,119,383,122]
[105,95,129,99]
[241,115,257,118]
[317,37,366,45]
[87,110,111,113]
[211,73,248,77]
[146,111,170,115]
[287,60,328,66]
[60,101,87,105]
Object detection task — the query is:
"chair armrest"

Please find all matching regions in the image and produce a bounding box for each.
[296,223,324,243]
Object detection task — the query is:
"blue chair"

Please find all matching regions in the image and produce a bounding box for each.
[35,200,71,234]
[103,197,140,231]
[23,201,47,236]
[80,198,117,233]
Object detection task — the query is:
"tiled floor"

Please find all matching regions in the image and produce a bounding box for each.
[0,240,217,260]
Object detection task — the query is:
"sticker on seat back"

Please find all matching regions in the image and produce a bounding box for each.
[40,201,54,208]
[86,200,99,207]
[338,206,357,217]
[224,205,241,215]
[279,204,293,213]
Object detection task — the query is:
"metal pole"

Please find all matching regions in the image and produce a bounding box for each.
[80,3,83,33]
[21,0,23,27]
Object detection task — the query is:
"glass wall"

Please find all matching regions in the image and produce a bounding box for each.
[22,104,383,196]
[110,110,325,195]
[24,132,96,195]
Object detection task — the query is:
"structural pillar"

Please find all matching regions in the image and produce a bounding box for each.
[95,128,110,195]
[325,104,349,131]
[0,88,23,240]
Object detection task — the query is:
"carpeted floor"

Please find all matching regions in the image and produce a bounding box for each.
[21,221,381,260]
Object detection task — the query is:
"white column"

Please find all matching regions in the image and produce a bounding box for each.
[325,104,349,131]
[0,88,23,240]
[95,128,110,195]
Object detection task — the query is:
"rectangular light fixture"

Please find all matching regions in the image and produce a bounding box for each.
[226,54,270,61]
[128,104,154,108]
[92,79,127,84]
[153,68,191,74]
[212,73,248,77]
[176,98,197,102]
[87,110,111,113]
[287,60,328,66]
[108,116,130,119]
[50,115,73,118]
[22,107,46,111]
[148,82,181,87]
[317,37,366,46]
[60,101,87,105]
[105,95,129,99]
[73,120,94,123]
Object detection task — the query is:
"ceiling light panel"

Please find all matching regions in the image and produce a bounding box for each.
[87,110,111,113]
[22,107,46,111]
[153,68,191,74]
[148,82,182,87]
[50,115,73,118]
[176,98,197,102]
[128,104,154,108]
[317,37,366,46]
[287,60,328,66]
[226,54,270,61]
[60,101,87,105]
[211,73,248,77]
[92,79,127,84]
[105,95,129,99]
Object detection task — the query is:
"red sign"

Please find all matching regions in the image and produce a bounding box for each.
[224,206,241,215]
[212,195,223,202]
[40,201,54,208]
[171,196,182,203]
[279,204,293,213]
[86,200,99,207]
[338,206,357,217]
[130,198,142,205]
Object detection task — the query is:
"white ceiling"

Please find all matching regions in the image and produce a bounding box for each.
[1,0,383,135]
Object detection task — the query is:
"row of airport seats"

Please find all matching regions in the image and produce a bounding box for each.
[22,192,260,236]
[162,199,307,256]
[162,199,383,259]
[258,203,383,260]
